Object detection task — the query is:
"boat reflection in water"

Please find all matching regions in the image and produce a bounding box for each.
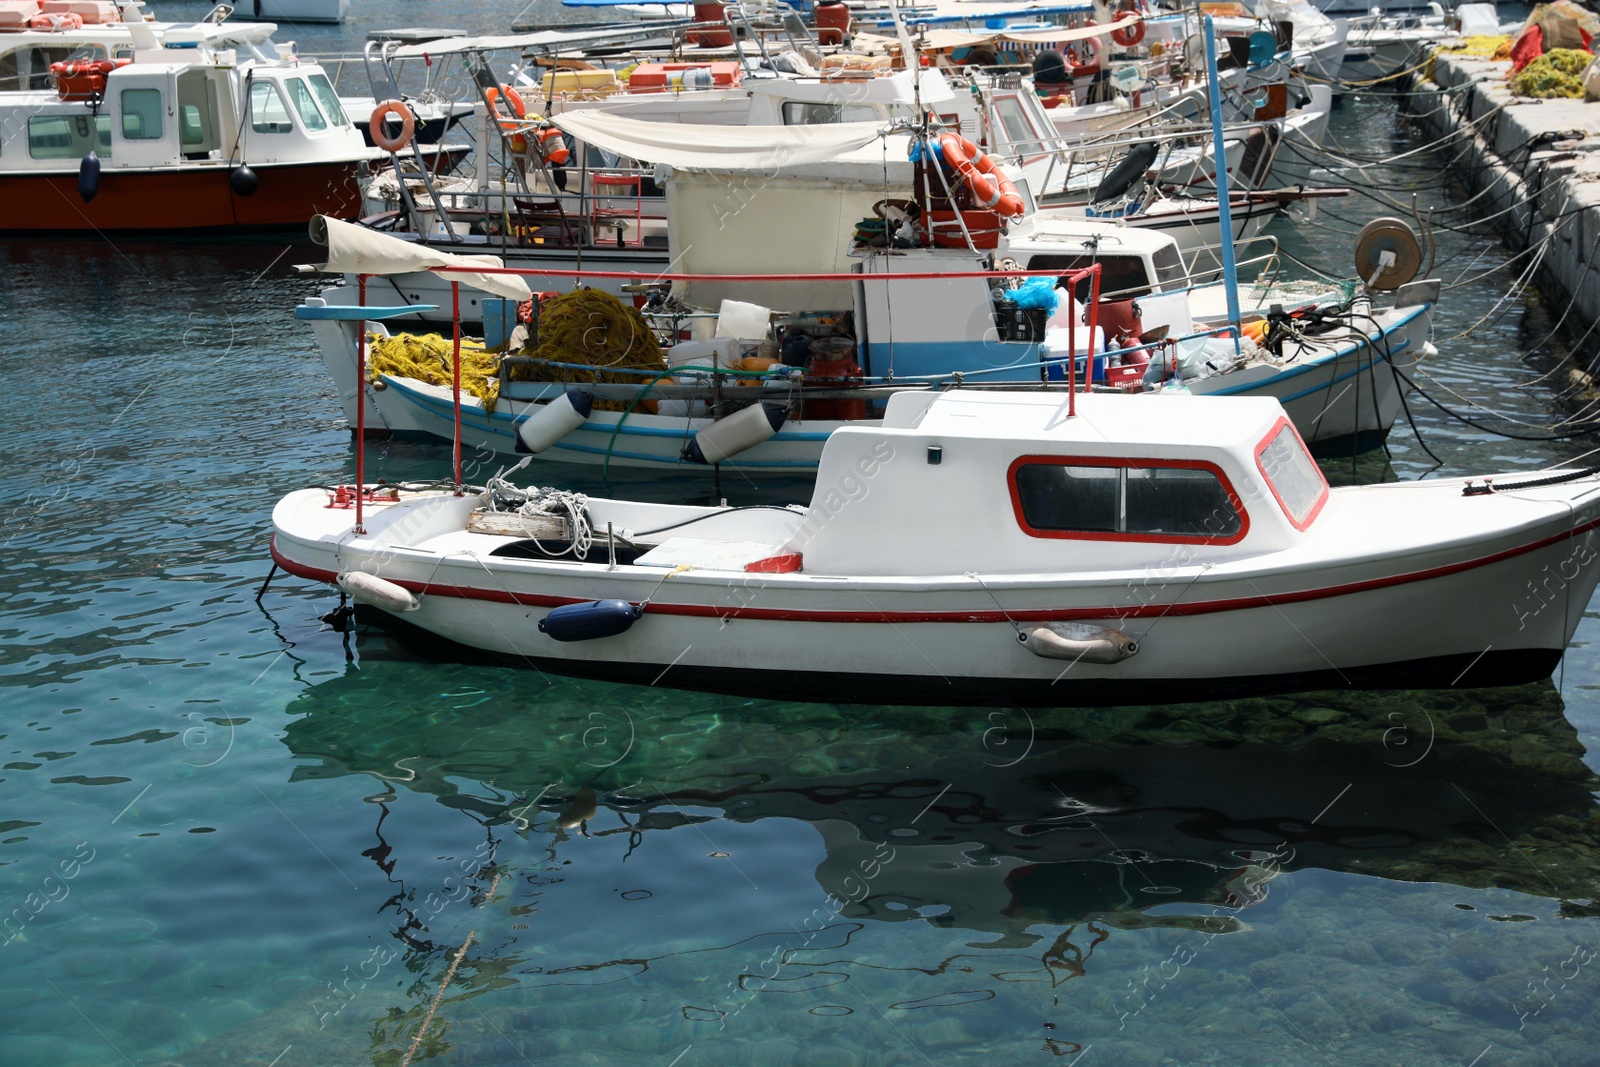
[276,626,1600,1062]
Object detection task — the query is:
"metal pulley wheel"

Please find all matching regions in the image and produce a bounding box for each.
[1353,217,1423,292]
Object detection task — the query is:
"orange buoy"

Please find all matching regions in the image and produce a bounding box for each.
[1110,8,1145,47]
[368,100,415,152]
[535,125,570,166]
[937,133,1026,218]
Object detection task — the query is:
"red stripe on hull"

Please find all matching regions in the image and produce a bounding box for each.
[0,162,366,231]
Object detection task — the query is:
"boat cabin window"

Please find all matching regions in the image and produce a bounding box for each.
[1026,254,1155,301]
[121,88,164,141]
[307,73,349,127]
[781,101,877,125]
[1009,456,1246,544]
[285,77,328,132]
[1,45,87,91]
[250,81,294,134]
[1152,243,1186,289]
[990,95,1043,155]
[1255,419,1328,529]
[28,114,111,159]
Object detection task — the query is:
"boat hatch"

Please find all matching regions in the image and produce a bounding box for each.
[1007,455,1250,545]
[1254,417,1329,530]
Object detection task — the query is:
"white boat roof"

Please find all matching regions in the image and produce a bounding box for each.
[877,390,1286,449]
[1008,214,1178,256]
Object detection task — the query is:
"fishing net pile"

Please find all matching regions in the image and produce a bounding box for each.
[1423,36,1511,81]
[1509,48,1592,97]
[516,288,666,411]
[367,332,501,412]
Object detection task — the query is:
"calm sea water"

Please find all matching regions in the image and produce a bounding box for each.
[3,5,1599,1065]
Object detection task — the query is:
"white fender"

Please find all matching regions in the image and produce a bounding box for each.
[682,402,787,464]
[338,571,421,613]
[1020,622,1139,663]
[517,390,593,453]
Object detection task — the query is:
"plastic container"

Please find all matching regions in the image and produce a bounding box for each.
[1045,354,1107,383]
[927,209,1004,250]
[714,299,773,341]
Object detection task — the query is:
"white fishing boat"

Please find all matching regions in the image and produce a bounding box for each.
[0,8,379,230]
[268,388,1600,705]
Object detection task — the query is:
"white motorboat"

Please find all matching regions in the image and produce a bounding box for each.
[0,8,379,230]
[269,389,1600,705]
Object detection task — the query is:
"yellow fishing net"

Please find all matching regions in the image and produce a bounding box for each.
[518,288,666,412]
[1510,47,1592,97]
[363,291,664,416]
[367,332,502,413]
[1424,35,1512,81]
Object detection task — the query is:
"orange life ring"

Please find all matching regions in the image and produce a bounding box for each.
[368,100,414,152]
[485,84,529,152]
[1110,8,1145,47]
[937,133,1026,218]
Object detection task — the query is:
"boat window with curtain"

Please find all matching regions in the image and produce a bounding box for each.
[1012,457,1244,542]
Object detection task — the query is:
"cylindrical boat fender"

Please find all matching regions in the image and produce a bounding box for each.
[338,571,421,613]
[1019,622,1139,663]
[539,599,644,642]
[1090,141,1160,204]
[77,152,100,203]
[682,401,787,465]
[516,390,593,453]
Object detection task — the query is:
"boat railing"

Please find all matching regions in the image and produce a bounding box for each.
[1182,234,1282,288]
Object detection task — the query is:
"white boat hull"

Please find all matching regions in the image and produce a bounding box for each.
[269,474,1600,706]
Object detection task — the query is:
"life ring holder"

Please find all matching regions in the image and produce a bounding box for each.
[485,84,529,152]
[937,133,1026,219]
[368,100,415,153]
[1110,9,1145,48]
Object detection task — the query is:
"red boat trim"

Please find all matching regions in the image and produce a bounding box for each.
[270,516,1600,623]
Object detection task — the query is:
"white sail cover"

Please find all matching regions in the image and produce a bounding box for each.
[549,111,893,172]
[311,216,532,301]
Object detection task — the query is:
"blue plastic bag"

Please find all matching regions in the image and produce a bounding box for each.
[1010,277,1060,313]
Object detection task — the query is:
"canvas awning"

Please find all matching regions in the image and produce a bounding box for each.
[309,216,532,300]
[999,15,1141,45]
[550,110,894,171]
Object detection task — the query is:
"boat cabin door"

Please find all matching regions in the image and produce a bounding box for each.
[109,66,183,167]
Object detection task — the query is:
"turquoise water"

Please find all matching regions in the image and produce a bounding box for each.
[4,5,1600,1064]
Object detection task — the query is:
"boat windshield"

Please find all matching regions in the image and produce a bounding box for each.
[285,78,328,132]
[307,73,349,128]
[1255,420,1327,528]
[250,81,294,134]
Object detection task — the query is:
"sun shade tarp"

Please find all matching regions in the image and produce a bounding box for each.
[311,216,532,300]
[549,110,893,170]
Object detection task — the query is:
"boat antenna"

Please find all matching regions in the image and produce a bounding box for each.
[889,4,921,118]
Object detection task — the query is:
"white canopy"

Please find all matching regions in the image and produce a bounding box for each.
[1000,15,1140,45]
[389,22,689,58]
[550,110,894,171]
[310,216,532,300]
